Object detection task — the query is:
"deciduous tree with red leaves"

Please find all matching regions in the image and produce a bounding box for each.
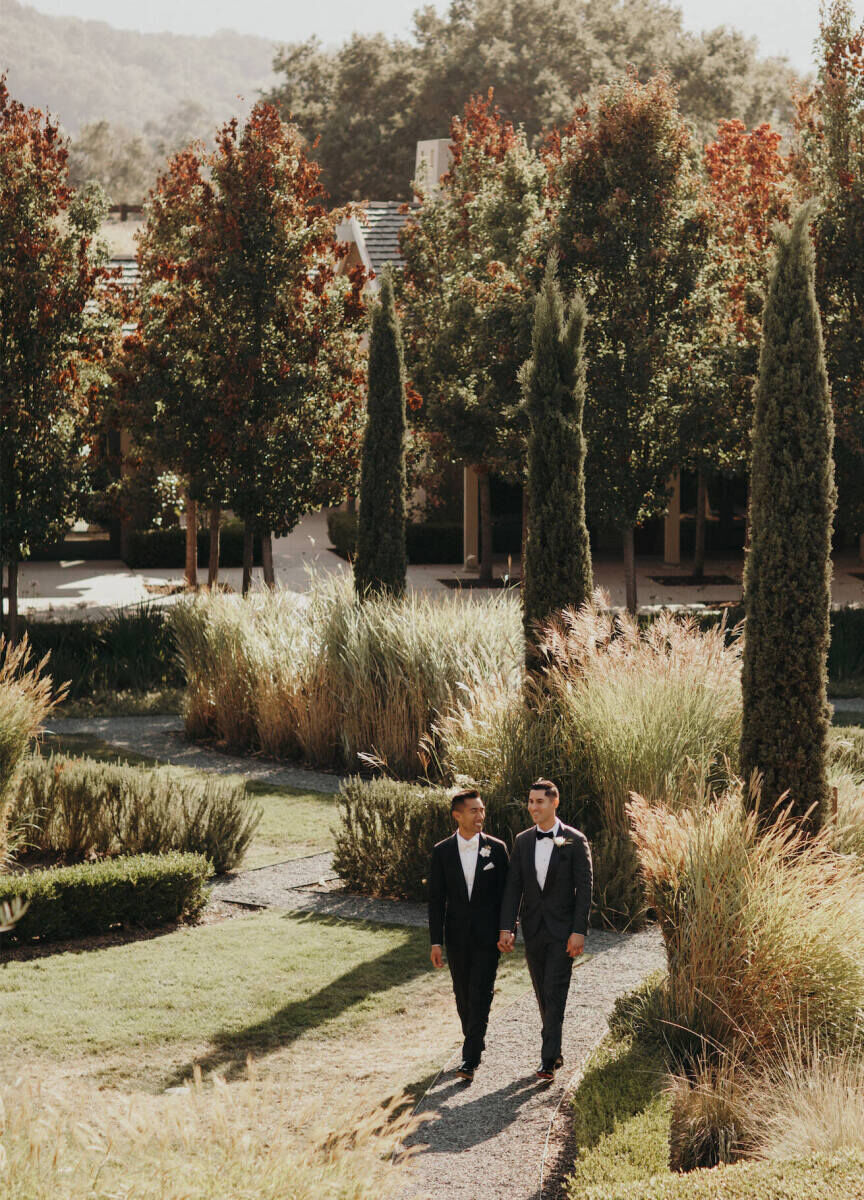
[682,118,790,575]
[133,103,367,593]
[549,72,709,611]
[399,92,545,581]
[0,78,111,638]
[794,0,864,543]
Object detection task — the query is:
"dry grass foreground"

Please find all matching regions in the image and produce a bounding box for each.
[0,909,530,1196]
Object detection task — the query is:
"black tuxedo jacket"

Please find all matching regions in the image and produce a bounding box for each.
[428,831,509,948]
[499,822,593,942]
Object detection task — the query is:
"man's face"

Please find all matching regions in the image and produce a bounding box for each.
[454,796,485,837]
[528,788,558,830]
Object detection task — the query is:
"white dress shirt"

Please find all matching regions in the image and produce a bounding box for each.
[458,832,480,899]
[534,820,561,890]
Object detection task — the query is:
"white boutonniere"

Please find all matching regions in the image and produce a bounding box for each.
[553,836,568,847]
[479,845,492,858]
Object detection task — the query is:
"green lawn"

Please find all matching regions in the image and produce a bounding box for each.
[0,910,530,1094]
[243,781,339,866]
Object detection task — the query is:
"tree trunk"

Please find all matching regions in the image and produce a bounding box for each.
[520,483,528,587]
[693,469,707,580]
[478,469,494,583]
[261,531,275,588]
[242,523,254,597]
[207,506,221,587]
[7,558,18,643]
[184,492,198,590]
[346,495,356,515]
[623,526,637,614]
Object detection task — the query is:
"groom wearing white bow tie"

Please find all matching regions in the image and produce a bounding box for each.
[428,789,509,1082]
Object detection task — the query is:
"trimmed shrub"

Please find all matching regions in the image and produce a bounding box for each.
[23,605,183,699]
[333,776,521,900]
[123,521,261,569]
[9,754,260,873]
[0,851,209,942]
[327,510,463,565]
[628,787,864,1065]
[577,1152,864,1199]
[829,607,864,683]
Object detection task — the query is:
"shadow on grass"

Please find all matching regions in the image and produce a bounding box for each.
[570,1038,666,1151]
[167,911,430,1085]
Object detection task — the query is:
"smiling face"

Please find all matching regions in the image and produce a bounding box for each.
[528,787,559,832]
[453,795,486,838]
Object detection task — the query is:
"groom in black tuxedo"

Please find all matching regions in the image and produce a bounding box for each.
[499,779,592,1081]
[428,789,509,1081]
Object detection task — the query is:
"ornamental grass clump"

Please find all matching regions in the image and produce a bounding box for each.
[171,574,522,776]
[540,598,742,838]
[0,636,60,862]
[628,786,864,1064]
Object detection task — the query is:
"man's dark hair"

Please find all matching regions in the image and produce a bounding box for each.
[529,778,559,801]
[451,787,482,814]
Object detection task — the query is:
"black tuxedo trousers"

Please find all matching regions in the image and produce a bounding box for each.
[500,823,593,1064]
[428,832,509,1066]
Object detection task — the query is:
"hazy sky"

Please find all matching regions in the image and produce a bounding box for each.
[24,0,864,72]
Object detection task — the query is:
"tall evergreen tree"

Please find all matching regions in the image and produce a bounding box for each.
[521,257,592,661]
[354,270,408,598]
[741,207,835,832]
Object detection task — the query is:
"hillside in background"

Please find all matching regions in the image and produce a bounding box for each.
[0,0,278,133]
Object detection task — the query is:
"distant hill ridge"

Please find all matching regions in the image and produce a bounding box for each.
[0,0,279,133]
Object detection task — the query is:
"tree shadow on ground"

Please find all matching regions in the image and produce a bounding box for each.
[165,912,430,1086]
[569,1038,666,1151]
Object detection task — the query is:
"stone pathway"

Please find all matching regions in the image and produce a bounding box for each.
[44,715,344,793]
[400,927,665,1200]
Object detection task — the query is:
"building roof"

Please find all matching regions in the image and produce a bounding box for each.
[110,256,141,292]
[361,201,413,273]
[336,201,417,289]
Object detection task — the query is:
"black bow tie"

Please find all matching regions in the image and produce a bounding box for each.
[536,829,555,840]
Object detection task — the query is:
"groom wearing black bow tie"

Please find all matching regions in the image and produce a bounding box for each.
[499,779,593,1081]
[428,789,509,1081]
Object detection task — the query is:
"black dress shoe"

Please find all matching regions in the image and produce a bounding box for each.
[535,1062,555,1081]
[455,1062,475,1081]
[553,1055,564,1070]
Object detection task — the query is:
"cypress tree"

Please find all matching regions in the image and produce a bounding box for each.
[354,269,408,598]
[521,256,593,662]
[741,206,835,831]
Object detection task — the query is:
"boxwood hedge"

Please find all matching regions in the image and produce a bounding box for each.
[0,852,210,943]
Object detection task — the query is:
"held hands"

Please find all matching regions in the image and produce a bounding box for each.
[498,930,515,953]
[430,945,444,969]
[566,933,585,959]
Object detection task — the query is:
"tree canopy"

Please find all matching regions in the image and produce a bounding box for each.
[268,0,800,203]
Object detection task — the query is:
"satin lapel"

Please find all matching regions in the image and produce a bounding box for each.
[523,831,541,901]
[449,834,470,905]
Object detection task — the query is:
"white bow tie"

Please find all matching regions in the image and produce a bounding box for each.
[459,836,479,852]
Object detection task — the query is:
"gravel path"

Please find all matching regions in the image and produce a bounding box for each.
[45,715,344,793]
[209,853,427,926]
[400,927,665,1200]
